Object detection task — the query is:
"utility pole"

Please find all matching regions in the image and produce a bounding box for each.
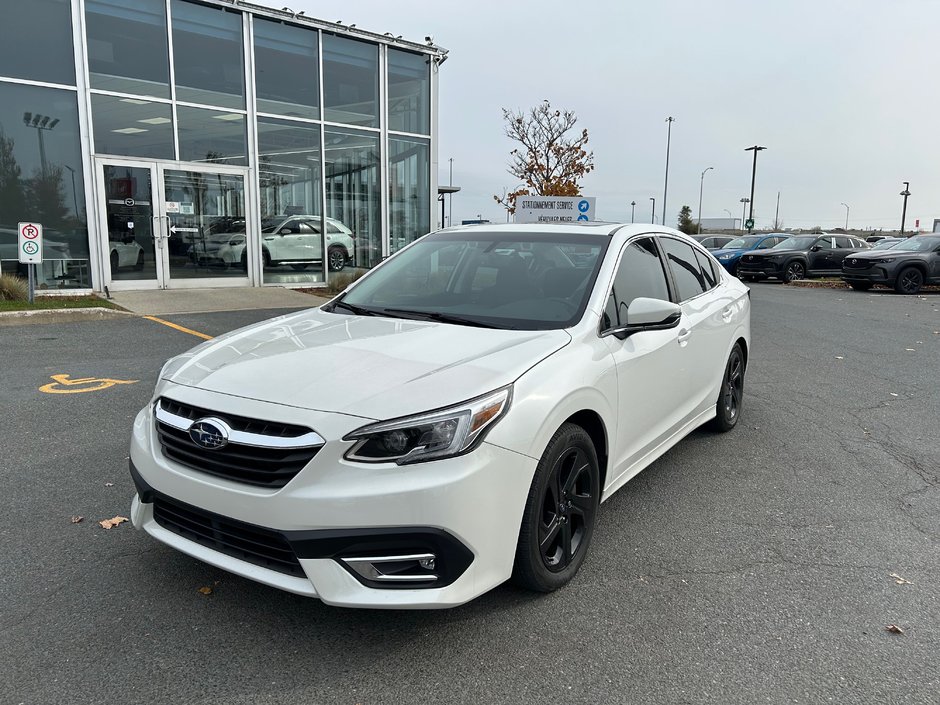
[840,202,849,231]
[740,198,750,230]
[774,192,781,230]
[899,182,911,235]
[650,197,656,224]
[744,145,766,231]
[630,200,636,223]
[448,157,454,227]
[662,117,675,226]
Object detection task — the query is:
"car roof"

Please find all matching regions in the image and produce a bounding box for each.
[435,222,690,239]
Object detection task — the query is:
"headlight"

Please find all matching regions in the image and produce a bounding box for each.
[719,253,734,260]
[344,386,512,464]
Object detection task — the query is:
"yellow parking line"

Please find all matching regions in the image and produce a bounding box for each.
[143,315,214,341]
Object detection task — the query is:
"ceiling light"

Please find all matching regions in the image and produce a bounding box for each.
[137,117,171,125]
[119,98,152,105]
[113,127,149,134]
[212,113,245,121]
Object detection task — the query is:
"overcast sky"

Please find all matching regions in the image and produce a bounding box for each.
[298,0,936,231]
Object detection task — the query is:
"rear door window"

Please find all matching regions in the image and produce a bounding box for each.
[660,237,707,302]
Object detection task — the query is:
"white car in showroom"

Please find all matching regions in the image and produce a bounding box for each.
[216,215,355,271]
[129,223,750,608]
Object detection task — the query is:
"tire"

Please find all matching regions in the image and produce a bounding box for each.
[327,245,347,272]
[262,250,273,268]
[849,281,873,291]
[512,423,600,593]
[894,266,924,295]
[133,251,145,271]
[783,261,805,283]
[109,250,119,273]
[240,251,248,271]
[710,343,745,433]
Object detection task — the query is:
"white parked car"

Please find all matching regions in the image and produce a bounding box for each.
[129,223,750,608]
[109,235,145,271]
[217,215,354,271]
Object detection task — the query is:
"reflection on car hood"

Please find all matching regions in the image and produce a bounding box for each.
[711,248,747,257]
[163,308,571,420]
[744,248,804,258]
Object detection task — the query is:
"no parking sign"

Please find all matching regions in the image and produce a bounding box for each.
[18,222,43,264]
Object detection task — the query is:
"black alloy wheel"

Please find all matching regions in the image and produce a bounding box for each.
[849,281,873,291]
[711,343,744,432]
[513,423,600,592]
[783,261,805,283]
[894,266,924,295]
[328,245,347,272]
[109,250,119,272]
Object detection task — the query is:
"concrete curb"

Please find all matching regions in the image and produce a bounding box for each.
[0,306,134,326]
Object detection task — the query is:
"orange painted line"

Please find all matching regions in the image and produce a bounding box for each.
[143,315,214,341]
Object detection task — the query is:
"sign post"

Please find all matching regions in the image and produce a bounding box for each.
[18,222,43,304]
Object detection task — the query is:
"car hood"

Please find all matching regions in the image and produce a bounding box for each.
[162,308,571,420]
[847,251,909,261]
[711,248,747,258]
[743,248,805,258]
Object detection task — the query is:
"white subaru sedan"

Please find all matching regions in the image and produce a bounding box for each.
[129,223,750,609]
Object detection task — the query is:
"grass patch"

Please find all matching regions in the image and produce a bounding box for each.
[0,295,122,312]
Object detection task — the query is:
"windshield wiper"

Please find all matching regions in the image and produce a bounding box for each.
[327,300,381,317]
[380,308,504,329]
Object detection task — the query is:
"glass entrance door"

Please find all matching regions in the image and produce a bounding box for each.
[98,159,250,289]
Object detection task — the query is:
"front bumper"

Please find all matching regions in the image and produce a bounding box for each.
[129,388,537,608]
[840,267,891,284]
[737,260,782,277]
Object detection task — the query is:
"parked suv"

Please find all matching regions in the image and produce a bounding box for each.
[736,234,869,283]
[711,233,788,275]
[841,235,940,294]
[217,215,355,271]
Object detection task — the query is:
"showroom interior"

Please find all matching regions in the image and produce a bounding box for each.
[0,0,441,292]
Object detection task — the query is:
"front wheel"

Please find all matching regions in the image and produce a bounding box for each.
[894,266,924,295]
[710,343,745,432]
[512,423,600,593]
[327,245,347,272]
[783,261,805,283]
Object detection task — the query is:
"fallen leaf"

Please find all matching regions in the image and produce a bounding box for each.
[885,624,904,635]
[104,482,114,487]
[835,356,844,360]
[890,573,912,585]
[98,515,129,529]
[889,393,899,397]
[198,586,213,595]
[70,515,83,524]
[905,348,915,352]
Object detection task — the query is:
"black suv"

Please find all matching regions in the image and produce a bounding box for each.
[841,235,940,294]
[736,234,869,283]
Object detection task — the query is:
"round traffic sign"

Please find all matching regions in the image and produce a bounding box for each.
[22,224,40,239]
[22,240,40,255]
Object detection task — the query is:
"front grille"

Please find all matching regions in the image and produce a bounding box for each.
[153,494,304,577]
[156,398,322,488]
[843,258,875,270]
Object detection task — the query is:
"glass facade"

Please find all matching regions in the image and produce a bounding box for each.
[0,0,438,292]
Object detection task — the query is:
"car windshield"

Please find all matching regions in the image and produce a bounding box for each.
[872,239,901,250]
[331,231,610,330]
[723,237,760,250]
[774,236,816,250]
[891,237,940,252]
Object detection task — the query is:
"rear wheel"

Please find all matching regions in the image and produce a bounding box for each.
[894,267,924,295]
[133,251,144,270]
[849,281,873,291]
[512,423,600,593]
[327,245,347,272]
[109,250,119,273]
[783,261,805,283]
[710,343,744,432]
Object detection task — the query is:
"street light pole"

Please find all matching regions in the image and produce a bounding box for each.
[662,117,675,226]
[630,200,636,223]
[63,164,80,217]
[23,112,60,178]
[650,197,656,224]
[447,157,454,227]
[899,182,911,236]
[744,145,766,231]
[840,202,849,231]
[740,197,750,230]
[697,166,714,232]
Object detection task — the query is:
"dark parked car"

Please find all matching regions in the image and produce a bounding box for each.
[711,233,789,275]
[692,235,734,250]
[736,234,869,283]
[841,235,940,294]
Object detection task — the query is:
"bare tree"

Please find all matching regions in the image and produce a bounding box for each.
[494,100,594,214]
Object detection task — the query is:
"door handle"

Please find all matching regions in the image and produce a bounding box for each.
[721,306,734,321]
[677,328,692,344]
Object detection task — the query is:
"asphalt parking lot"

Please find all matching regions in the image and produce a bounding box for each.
[2,285,938,704]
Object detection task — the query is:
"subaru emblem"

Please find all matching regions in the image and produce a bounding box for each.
[189,417,231,450]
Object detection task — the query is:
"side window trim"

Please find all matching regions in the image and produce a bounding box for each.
[599,233,674,335]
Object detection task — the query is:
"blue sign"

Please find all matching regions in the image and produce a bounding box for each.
[578,200,590,213]
[577,214,589,222]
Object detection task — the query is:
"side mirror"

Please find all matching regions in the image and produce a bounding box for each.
[606,297,682,339]
[810,245,821,252]
[279,228,291,236]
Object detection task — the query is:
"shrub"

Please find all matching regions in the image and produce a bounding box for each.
[0,274,29,301]
[326,268,367,294]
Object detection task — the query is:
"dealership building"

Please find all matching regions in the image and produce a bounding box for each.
[0,0,442,292]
